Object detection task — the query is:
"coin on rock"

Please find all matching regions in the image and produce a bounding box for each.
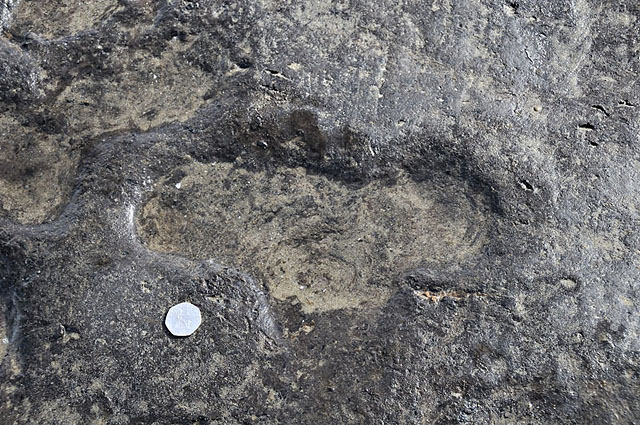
[165,302,202,337]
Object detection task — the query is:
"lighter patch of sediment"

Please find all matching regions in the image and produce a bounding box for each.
[137,162,489,312]
[0,116,78,225]
[10,0,123,38]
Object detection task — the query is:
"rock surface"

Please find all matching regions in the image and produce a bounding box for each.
[0,0,639,423]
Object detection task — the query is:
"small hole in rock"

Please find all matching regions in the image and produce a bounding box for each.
[578,123,595,130]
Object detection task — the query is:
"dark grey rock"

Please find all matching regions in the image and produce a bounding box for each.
[0,38,41,104]
[0,1,18,31]
[0,0,639,423]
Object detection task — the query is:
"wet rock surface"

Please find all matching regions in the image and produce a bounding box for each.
[0,0,639,423]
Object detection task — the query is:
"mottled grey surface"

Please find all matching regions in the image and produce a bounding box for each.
[0,0,639,424]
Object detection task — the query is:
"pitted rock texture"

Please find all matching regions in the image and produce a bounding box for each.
[1,0,639,424]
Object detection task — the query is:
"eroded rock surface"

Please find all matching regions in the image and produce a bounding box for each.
[0,0,639,424]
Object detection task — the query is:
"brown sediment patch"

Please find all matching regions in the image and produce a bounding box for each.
[9,0,124,39]
[0,115,78,224]
[50,41,213,136]
[137,161,490,312]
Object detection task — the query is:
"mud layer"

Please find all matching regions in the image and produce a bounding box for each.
[10,0,122,38]
[0,114,78,224]
[138,161,488,312]
[51,44,212,135]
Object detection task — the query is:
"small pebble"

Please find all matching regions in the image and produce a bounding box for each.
[165,302,202,337]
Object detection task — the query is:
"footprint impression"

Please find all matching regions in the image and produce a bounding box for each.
[137,161,489,313]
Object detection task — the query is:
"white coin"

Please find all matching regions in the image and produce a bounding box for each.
[165,302,202,337]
